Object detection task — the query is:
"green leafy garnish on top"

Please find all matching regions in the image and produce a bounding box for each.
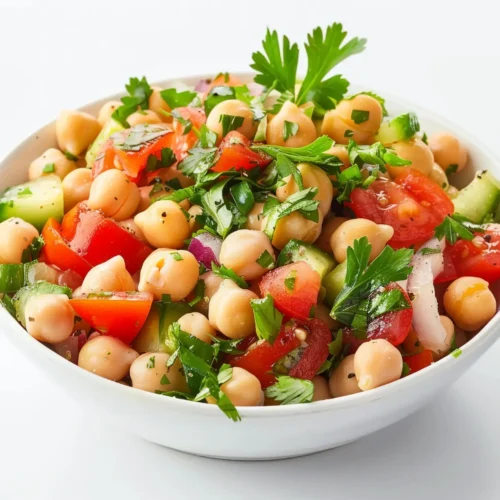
[112,76,152,127]
[264,375,314,405]
[434,214,485,245]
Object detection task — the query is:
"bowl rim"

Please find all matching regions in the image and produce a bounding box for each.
[2,72,500,419]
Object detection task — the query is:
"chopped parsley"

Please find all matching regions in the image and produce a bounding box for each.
[170,252,183,262]
[451,348,462,358]
[434,214,484,245]
[351,109,370,124]
[265,376,314,405]
[284,270,297,291]
[211,262,249,289]
[160,374,170,385]
[42,163,55,173]
[146,356,156,369]
[159,88,197,109]
[401,362,411,377]
[283,120,299,142]
[112,124,169,151]
[446,164,459,175]
[250,294,283,345]
[64,151,79,161]
[219,114,245,137]
[256,249,275,269]
[420,247,441,255]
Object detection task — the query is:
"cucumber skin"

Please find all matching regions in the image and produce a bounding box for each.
[376,113,419,145]
[323,261,347,307]
[453,171,500,223]
[0,176,64,230]
[85,118,125,169]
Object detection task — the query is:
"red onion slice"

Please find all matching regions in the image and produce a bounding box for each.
[188,232,222,269]
[194,79,211,93]
[407,238,449,353]
[52,330,88,364]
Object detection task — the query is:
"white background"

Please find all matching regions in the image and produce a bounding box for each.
[1,1,500,498]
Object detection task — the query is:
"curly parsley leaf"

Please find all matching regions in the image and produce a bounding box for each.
[251,29,299,94]
[434,214,485,245]
[296,24,366,109]
[251,294,283,345]
[211,262,249,289]
[331,237,413,327]
[265,376,314,405]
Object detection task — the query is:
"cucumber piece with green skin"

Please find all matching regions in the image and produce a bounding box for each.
[13,281,72,327]
[453,170,500,223]
[0,264,25,293]
[375,112,420,145]
[277,239,336,280]
[323,261,347,307]
[0,176,64,230]
[85,118,125,169]
[131,301,192,354]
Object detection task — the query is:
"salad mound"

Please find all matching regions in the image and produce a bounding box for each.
[2,23,499,421]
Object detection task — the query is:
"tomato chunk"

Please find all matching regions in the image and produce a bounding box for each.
[40,218,93,278]
[347,168,454,248]
[230,324,301,388]
[260,262,321,321]
[404,349,433,373]
[70,292,154,344]
[343,283,413,352]
[211,131,272,172]
[438,225,500,283]
[62,203,152,275]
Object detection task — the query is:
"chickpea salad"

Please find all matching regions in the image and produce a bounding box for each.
[2,23,499,421]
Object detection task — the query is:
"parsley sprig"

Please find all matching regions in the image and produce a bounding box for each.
[112,77,152,127]
[265,376,314,405]
[434,214,485,245]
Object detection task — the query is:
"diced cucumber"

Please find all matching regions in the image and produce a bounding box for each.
[277,240,336,280]
[253,115,267,142]
[85,118,125,169]
[453,170,500,223]
[0,176,64,230]
[13,281,72,327]
[131,301,192,354]
[0,264,25,293]
[375,112,420,145]
[323,261,347,307]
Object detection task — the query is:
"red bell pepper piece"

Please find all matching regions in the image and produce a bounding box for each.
[404,350,434,374]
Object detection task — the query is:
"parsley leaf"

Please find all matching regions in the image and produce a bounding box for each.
[348,91,388,117]
[421,247,441,255]
[219,114,245,137]
[351,109,370,124]
[434,214,484,245]
[230,181,255,216]
[283,121,299,142]
[284,270,296,290]
[347,140,411,168]
[64,151,79,161]
[112,76,152,127]
[211,337,245,357]
[42,163,55,173]
[296,24,366,109]
[251,294,283,345]
[265,376,314,405]
[199,124,218,148]
[275,153,303,190]
[21,236,44,263]
[251,29,299,94]
[188,279,205,307]
[368,287,411,319]
[331,237,413,327]
[256,249,275,269]
[211,262,249,289]
[159,88,197,109]
[146,356,156,369]
[401,362,411,377]
[112,124,169,151]
[263,187,320,240]
[201,179,234,238]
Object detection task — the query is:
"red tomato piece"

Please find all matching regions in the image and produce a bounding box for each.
[62,203,152,275]
[259,262,321,321]
[230,325,301,388]
[211,131,272,172]
[343,283,413,352]
[404,349,433,374]
[439,225,500,283]
[70,292,154,344]
[172,107,206,160]
[347,168,454,249]
[288,319,331,380]
[40,218,93,278]
[92,139,116,179]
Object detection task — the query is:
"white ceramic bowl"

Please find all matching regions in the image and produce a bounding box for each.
[2,74,499,460]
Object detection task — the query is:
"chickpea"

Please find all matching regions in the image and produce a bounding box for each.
[117,218,146,242]
[312,375,331,402]
[127,110,163,127]
[207,367,263,406]
[315,216,348,253]
[276,162,334,217]
[387,139,434,178]
[266,101,317,148]
[177,312,216,343]
[354,339,403,391]
[134,200,190,249]
[88,169,140,221]
[0,218,39,264]
[271,211,324,250]
[206,99,257,142]
[137,185,189,214]
[81,256,135,294]
[440,315,455,349]
[219,229,275,281]
[313,303,340,330]
[62,167,93,212]
[447,185,459,198]
[443,277,497,331]
[56,110,102,156]
[155,165,194,188]
[326,145,350,169]
[130,352,188,393]
[24,294,74,343]
[336,95,384,135]
[329,354,362,397]
[244,202,265,230]
[428,132,467,173]
[187,205,203,232]
[78,336,138,381]
[402,327,424,355]
[194,271,224,315]
[322,110,374,145]
[138,249,199,301]
[29,148,76,181]
[429,163,449,190]
[209,279,258,338]
[330,218,394,263]
[97,100,122,126]
[148,86,171,122]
